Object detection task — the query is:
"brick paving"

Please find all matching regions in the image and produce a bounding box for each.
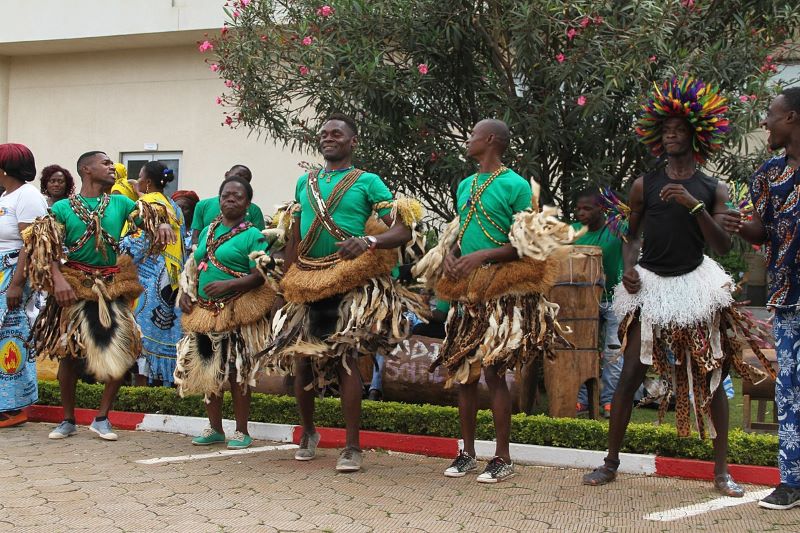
[1,423,798,532]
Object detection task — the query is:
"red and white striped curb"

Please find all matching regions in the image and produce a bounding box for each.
[27,405,778,486]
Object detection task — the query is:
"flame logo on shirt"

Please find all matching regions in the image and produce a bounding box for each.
[0,342,22,374]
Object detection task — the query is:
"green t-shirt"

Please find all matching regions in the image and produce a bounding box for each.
[572,222,624,301]
[294,170,393,258]
[194,223,268,300]
[456,169,532,256]
[191,197,266,232]
[51,195,137,267]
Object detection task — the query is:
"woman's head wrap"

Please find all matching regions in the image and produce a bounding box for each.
[635,77,730,163]
[171,190,200,205]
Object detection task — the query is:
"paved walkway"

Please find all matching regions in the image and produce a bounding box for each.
[1,423,798,532]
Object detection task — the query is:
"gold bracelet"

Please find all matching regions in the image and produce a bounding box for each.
[689,201,705,215]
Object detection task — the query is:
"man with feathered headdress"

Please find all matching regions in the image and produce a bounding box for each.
[582,77,774,496]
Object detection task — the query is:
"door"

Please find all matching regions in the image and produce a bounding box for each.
[120,152,182,198]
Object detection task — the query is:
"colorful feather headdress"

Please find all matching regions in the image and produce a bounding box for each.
[598,187,631,241]
[635,77,730,163]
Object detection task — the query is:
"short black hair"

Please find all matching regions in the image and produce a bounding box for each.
[481,119,511,153]
[76,151,106,178]
[227,164,252,182]
[575,187,600,202]
[142,161,175,190]
[324,112,358,137]
[779,86,800,114]
[218,175,253,202]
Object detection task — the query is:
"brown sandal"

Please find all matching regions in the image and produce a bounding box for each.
[583,464,618,486]
[713,474,744,498]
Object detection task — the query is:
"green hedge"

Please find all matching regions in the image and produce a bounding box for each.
[37,380,778,467]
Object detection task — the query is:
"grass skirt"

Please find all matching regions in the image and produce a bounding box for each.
[261,276,426,389]
[614,256,775,438]
[30,257,143,382]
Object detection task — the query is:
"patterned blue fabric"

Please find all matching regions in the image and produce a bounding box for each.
[121,199,185,386]
[774,309,800,488]
[0,250,38,410]
[749,156,800,309]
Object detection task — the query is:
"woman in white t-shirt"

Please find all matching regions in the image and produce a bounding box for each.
[0,143,48,427]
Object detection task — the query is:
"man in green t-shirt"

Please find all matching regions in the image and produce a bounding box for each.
[27,151,173,442]
[191,164,265,245]
[572,188,625,418]
[263,113,423,473]
[439,119,534,483]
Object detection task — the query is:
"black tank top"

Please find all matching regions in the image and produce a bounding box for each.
[638,168,718,276]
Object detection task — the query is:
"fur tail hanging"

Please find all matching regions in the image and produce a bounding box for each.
[22,215,66,291]
[76,299,141,381]
[129,200,171,256]
[412,217,460,291]
[509,206,584,261]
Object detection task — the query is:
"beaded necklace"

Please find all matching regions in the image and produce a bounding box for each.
[319,165,355,184]
[457,166,509,247]
[197,215,253,278]
[68,194,118,258]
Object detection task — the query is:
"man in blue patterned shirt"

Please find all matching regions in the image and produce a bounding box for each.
[730,87,800,510]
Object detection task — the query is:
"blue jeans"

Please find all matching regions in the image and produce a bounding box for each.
[370,354,386,392]
[774,309,800,488]
[578,301,623,407]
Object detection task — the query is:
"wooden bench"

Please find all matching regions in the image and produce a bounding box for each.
[742,349,778,433]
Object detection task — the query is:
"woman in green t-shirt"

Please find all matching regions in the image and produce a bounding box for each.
[174,177,276,450]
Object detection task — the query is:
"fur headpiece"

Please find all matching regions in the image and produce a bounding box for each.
[635,77,729,163]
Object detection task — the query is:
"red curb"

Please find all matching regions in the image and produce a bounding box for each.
[292,426,458,458]
[27,405,145,430]
[655,456,779,486]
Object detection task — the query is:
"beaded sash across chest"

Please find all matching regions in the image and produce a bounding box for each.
[457,166,508,247]
[297,168,364,270]
[200,216,254,278]
[68,194,118,258]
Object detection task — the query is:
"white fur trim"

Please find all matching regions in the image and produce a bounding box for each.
[612,256,734,328]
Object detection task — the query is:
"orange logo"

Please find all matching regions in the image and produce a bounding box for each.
[0,341,22,374]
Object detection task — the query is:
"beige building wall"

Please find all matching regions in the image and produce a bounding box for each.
[0,57,9,143]
[6,45,304,209]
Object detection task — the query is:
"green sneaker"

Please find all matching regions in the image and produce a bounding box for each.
[192,427,225,446]
[227,431,253,450]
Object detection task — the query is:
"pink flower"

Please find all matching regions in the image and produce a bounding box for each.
[260,34,268,41]
[681,0,695,7]
[648,55,657,63]
[224,116,233,126]
[215,96,222,105]
[302,36,313,46]
[566,28,577,41]
[749,94,757,101]
[209,63,220,72]
[224,79,234,87]
[739,95,749,103]
[220,26,228,36]
[577,95,587,106]
[418,63,429,75]
[555,53,566,63]
[232,9,240,18]
[580,17,591,28]
[198,40,214,52]
[241,0,251,6]
[317,5,334,17]
[299,65,310,76]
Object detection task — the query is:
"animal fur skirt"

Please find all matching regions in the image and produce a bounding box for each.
[30,256,144,382]
[613,256,775,438]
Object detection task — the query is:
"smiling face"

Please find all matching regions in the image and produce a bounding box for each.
[661,117,693,157]
[318,120,356,163]
[219,180,250,221]
[46,171,67,199]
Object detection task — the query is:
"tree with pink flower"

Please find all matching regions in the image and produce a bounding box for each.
[209,0,798,219]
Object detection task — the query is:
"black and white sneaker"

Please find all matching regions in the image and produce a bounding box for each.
[477,456,515,483]
[443,450,478,478]
[759,484,800,510]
